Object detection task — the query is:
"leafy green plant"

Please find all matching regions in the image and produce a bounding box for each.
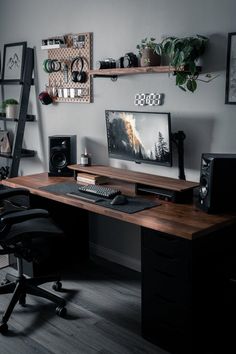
[136,37,162,56]
[4,98,19,106]
[160,34,209,92]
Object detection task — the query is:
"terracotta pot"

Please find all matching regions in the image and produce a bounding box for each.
[140,48,161,67]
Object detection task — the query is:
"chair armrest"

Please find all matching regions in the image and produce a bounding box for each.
[0,209,49,226]
[0,188,30,200]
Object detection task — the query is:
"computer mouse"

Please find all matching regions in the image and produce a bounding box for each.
[110,194,128,205]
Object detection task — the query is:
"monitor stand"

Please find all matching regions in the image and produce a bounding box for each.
[171,131,186,181]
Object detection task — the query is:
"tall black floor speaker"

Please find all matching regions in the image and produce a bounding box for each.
[48,135,76,176]
[198,153,236,213]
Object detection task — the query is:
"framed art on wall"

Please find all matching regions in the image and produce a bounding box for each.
[1,42,27,82]
[225,32,236,104]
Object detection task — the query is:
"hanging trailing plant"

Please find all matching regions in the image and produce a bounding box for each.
[160,34,209,92]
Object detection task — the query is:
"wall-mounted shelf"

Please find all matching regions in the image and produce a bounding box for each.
[89,65,177,78]
[41,44,67,50]
[0,149,35,159]
[0,113,36,122]
[89,65,201,80]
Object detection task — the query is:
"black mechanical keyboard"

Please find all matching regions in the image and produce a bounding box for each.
[77,184,121,199]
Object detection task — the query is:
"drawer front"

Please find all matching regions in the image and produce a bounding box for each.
[142,292,191,331]
[141,228,192,304]
[142,227,190,258]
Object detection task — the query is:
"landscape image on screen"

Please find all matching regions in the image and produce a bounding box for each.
[105,111,171,166]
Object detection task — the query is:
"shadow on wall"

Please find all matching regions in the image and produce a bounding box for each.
[203,33,228,73]
[171,115,215,171]
[81,137,108,165]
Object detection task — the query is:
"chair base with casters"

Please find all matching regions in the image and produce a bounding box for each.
[0,188,67,334]
[0,258,66,334]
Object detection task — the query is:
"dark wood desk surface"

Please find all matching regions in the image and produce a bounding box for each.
[2,172,236,240]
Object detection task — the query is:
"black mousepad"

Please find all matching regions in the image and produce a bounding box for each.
[39,181,161,214]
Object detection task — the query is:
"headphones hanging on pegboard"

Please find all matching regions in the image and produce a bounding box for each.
[71,57,87,83]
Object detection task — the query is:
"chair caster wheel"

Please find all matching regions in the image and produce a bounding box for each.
[0,322,8,334]
[52,281,62,292]
[56,305,67,317]
[0,279,10,286]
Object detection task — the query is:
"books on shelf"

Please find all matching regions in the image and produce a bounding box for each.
[76,173,109,185]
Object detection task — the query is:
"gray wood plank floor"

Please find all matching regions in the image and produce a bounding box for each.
[0,257,169,354]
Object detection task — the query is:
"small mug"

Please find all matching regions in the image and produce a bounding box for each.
[70,88,75,98]
[58,88,63,98]
[63,88,70,98]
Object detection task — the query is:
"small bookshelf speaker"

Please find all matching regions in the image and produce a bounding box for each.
[48,135,77,176]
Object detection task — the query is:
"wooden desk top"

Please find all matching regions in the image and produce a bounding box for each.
[2,173,236,241]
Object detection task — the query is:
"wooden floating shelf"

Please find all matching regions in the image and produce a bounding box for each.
[89,66,179,77]
[89,65,201,79]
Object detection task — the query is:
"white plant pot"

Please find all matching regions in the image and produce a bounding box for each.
[6,104,19,119]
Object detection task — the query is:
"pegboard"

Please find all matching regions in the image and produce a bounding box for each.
[43,32,92,103]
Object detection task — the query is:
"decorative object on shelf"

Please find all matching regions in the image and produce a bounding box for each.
[160,34,208,92]
[1,42,26,82]
[0,166,9,180]
[136,37,161,67]
[134,93,163,106]
[38,91,53,105]
[3,99,19,118]
[118,52,138,68]
[0,130,11,154]
[225,32,236,104]
[41,32,92,103]
[80,148,91,166]
[96,58,116,69]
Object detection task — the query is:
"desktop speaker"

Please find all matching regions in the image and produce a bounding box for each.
[197,153,236,213]
[48,135,76,176]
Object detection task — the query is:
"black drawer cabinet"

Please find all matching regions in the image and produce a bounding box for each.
[141,226,236,354]
[141,228,192,353]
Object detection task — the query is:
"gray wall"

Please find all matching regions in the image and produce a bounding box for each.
[0,0,235,270]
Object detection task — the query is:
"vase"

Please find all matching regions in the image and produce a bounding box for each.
[6,104,19,119]
[140,48,161,67]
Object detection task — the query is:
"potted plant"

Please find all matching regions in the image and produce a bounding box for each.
[160,34,208,92]
[3,99,19,118]
[136,37,162,67]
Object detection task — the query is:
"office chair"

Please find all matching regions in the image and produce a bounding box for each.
[0,187,67,334]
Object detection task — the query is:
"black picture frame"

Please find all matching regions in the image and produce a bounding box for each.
[225,32,236,104]
[1,42,27,82]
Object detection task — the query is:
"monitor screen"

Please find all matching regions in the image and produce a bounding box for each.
[105,110,172,167]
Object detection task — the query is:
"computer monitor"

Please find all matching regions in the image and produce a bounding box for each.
[105,110,172,167]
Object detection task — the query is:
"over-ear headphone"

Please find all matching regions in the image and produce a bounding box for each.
[71,57,87,83]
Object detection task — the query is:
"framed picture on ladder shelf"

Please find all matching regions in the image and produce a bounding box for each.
[1,42,27,82]
[225,32,236,104]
